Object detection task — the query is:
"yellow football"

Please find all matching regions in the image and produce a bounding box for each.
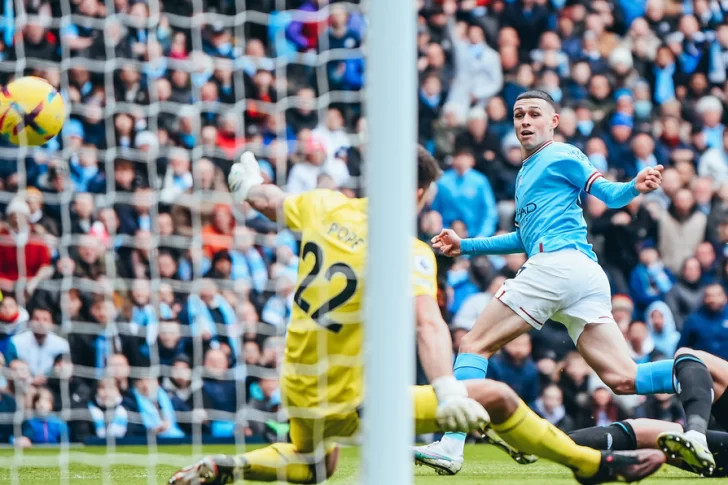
[0,76,66,146]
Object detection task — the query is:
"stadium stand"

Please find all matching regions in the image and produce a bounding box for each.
[2,0,728,471]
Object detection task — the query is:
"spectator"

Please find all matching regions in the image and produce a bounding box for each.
[22,388,69,444]
[46,354,91,413]
[446,8,502,108]
[431,148,497,238]
[585,385,628,428]
[591,196,657,294]
[106,353,132,398]
[0,198,52,292]
[88,378,128,439]
[658,188,708,274]
[287,135,327,194]
[629,247,675,317]
[162,355,200,410]
[635,393,686,425]
[125,377,185,438]
[286,0,325,52]
[202,348,238,438]
[0,368,17,443]
[645,302,680,358]
[533,384,576,433]
[6,307,70,381]
[261,271,295,331]
[557,352,592,425]
[202,205,235,260]
[627,320,663,364]
[665,257,705,331]
[487,333,540,407]
[0,294,29,355]
[678,283,728,361]
[181,279,240,364]
[454,106,502,179]
[247,368,282,440]
[25,188,59,237]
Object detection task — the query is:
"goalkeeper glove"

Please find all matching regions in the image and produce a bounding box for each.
[228,151,264,203]
[432,375,490,433]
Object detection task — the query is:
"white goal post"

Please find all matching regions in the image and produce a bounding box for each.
[363,1,417,485]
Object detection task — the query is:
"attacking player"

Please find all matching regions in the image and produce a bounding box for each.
[415,89,715,476]
[568,347,728,477]
[168,149,665,484]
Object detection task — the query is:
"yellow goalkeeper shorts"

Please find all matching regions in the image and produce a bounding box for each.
[289,385,440,453]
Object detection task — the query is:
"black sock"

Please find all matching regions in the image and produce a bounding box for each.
[675,355,714,436]
[568,422,637,451]
[707,430,728,477]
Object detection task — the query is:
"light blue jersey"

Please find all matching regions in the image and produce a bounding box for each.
[461,141,639,261]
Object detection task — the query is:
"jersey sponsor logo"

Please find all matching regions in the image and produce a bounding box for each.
[515,202,537,224]
[414,254,434,276]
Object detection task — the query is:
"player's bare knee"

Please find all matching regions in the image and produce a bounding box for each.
[603,373,636,395]
[468,380,519,424]
[458,332,498,359]
[675,347,699,359]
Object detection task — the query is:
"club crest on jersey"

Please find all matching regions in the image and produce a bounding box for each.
[414,255,434,276]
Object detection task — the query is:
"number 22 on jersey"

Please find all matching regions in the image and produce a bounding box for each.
[293,241,359,333]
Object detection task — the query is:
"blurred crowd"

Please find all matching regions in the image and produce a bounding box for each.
[2,0,728,445]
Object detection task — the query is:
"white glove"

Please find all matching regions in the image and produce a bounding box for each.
[228,151,264,203]
[432,376,490,433]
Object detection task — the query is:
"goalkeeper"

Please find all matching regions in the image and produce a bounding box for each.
[169,149,664,485]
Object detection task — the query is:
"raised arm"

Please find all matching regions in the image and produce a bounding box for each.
[229,152,288,223]
[558,146,663,209]
[588,166,663,208]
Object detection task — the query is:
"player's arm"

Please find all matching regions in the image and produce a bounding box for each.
[415,294,456,382]
[228,152,288,223]
[560,150,663,208]
[412,246,489,431]
[432,229,525,257]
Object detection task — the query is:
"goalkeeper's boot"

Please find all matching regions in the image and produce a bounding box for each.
[168,454,241,485]
[658,430,715,477]
[414,441,463,475]
[480,423,538,465]
[575,450,666,485]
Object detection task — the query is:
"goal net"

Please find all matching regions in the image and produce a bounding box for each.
[0,0,368,483]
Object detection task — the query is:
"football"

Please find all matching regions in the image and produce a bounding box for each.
[0,76,65,146]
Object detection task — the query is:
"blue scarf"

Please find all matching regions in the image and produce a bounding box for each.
[654,63,676,104]
[186,295,241,360]
[70,162,99,192]
[704,125,725,149]
[95,335,107,375]
[133,388,184,438]
[420,90,441,109]
[88,401,128,438]
[144,57,168,80]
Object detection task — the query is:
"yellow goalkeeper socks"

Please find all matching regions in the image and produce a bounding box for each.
[492,401,601,478]
[239,443,329,483]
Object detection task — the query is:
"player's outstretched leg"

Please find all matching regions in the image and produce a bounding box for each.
[418,380,665,483]
[415,297,533,474]
[168,444,340,484]
[479,423,539,465]
[657,348,716,476]
[570,418,728,478]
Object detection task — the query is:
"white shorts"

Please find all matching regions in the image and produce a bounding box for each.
[495,249,614,344]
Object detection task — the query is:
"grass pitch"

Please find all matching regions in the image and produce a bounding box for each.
[0,444,724,484]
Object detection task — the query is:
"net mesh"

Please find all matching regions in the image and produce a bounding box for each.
[0,0,366,482]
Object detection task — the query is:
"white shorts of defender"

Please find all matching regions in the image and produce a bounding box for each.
[495,249,614,344]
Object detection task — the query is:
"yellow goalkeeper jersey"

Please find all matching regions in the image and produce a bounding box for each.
[280,189,438,418]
